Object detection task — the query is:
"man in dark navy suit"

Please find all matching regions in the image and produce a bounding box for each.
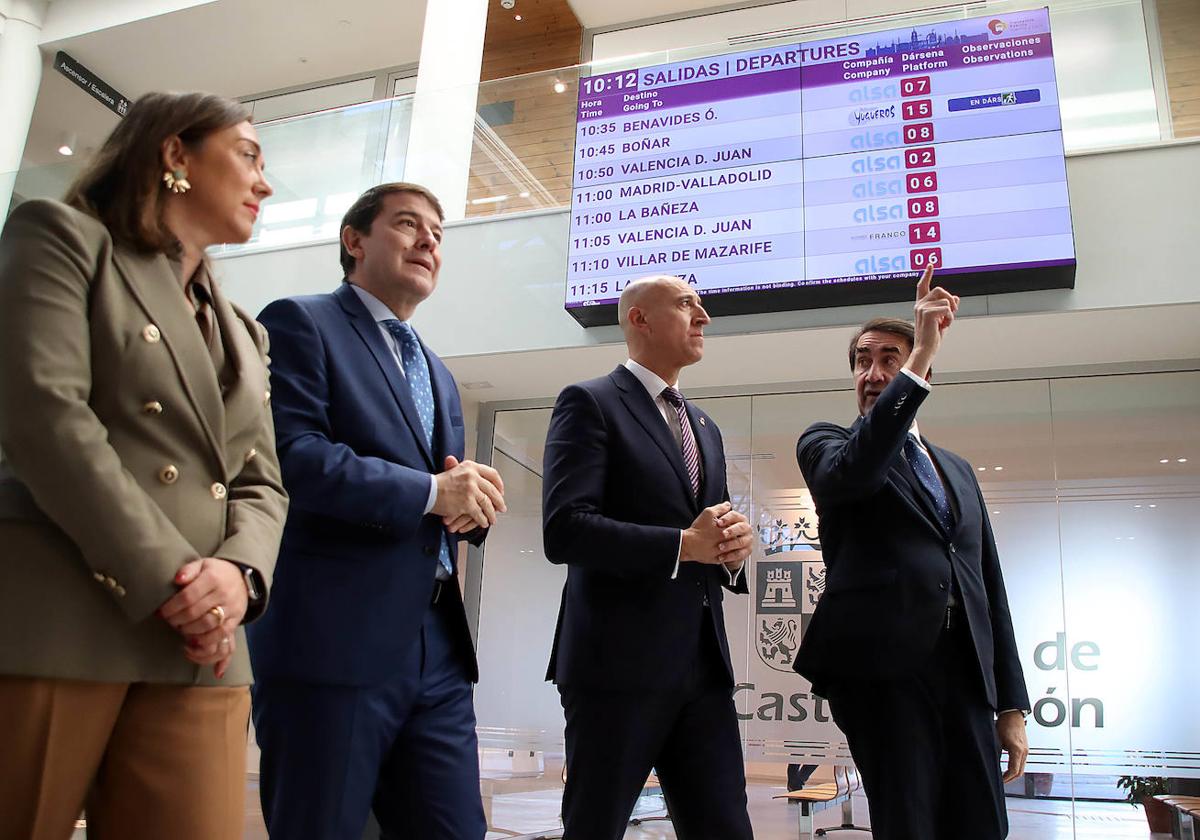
[793,267,1030,840]
[542,275,755,840]
[247,183,506,840]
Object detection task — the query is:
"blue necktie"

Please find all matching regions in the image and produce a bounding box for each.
[904,435,954,533]
[383,320,452,577]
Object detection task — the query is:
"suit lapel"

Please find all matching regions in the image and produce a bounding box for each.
[611,366,694,506]
[849,416,943,540]
[208,270,263,422]
[112,250,224,461]
[335,285,434,470]
[926,440,967,534]
[891,457,947,538]
[685,401,721,505]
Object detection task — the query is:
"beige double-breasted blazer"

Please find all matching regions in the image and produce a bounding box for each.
[0,199,287,686]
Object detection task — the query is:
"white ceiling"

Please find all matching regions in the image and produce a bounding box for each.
[22,0,429,167]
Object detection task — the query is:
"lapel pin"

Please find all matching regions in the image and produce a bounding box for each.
[699,416,706,427]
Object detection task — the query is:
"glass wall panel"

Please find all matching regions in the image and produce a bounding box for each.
[213,96,412,256]
[466,66,583,218]
[1049,372,1200,804]
[472,408,564,836]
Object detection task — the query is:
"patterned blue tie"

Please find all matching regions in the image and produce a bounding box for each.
[383,319,452,577]
[904,435,954,533]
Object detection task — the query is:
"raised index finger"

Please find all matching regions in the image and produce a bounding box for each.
[916,262,935,300]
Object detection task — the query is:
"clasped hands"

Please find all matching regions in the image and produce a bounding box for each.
[434,455,507,534]
[158,557,248,679]
[682,501,753,572]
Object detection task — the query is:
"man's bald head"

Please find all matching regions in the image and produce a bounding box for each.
[617,275,680,333]
[617,275,710,380]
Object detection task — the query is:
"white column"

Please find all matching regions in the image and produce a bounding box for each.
[403,0,488,222]
[0,0,48,216]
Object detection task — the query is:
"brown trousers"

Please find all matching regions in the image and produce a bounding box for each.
[0,676,249,840]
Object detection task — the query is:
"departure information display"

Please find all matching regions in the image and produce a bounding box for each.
[564,8,1076,325]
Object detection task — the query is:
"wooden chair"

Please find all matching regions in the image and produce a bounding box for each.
[772,765,871,838]
[1154,795,1200,840]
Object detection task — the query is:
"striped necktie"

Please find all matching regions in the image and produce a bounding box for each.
[660,386,700,499]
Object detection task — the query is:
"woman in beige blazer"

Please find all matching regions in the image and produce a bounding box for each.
[0,92,288,839]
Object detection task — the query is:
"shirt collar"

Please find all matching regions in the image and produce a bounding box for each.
[168,257,213,309]
[349,283,403,324]
[624,358,675,401]
[909,421,924,447]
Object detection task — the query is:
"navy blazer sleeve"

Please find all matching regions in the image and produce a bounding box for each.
[975,479,1032,712]
[259,297,432,536]
[542,383,680,579]
[797,372,928,504]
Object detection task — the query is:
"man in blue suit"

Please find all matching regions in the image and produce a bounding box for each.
[794,268,1029,839]
[542,275,756,840]
[248,183,506,840]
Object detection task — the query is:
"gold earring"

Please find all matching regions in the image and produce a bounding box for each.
[162,168,191,194]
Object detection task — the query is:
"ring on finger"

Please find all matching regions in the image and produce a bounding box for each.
[210,604,226,625]
[219,636,230,649]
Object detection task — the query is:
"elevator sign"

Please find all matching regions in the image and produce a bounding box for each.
[55,52,131,118]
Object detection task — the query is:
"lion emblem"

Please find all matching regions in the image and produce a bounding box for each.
[759,617,799,671]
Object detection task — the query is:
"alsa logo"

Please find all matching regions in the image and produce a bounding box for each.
[988,18,1008,35]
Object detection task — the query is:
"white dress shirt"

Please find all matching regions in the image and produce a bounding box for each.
[350,284,438,515]
[623,359,744,586]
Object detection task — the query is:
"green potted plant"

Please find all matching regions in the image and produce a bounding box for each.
[1117,775,1172,833]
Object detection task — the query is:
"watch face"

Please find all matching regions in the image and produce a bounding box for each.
[243,567,262,602]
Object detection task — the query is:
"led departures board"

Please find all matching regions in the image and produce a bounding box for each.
[564,8,1076,326]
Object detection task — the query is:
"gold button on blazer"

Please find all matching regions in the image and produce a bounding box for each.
[0,200,288,686]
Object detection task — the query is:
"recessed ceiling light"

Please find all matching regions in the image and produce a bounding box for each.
[57,131,76,156]
[977,466,986,472]
[1149,504,1157,508]
[57,144,74,156]
[1179,458,1189,463]
[1134,504,1142,508]
[993,466,1003,471]
[1159,458,1170,463]
[992,510,1000,515]
[518,191,530,198]
[553,80,566,93]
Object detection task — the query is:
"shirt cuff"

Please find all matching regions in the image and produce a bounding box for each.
[423,473,438,516]
[671,530,682,579]
[725,562,744,587]
[900,366,932,391]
